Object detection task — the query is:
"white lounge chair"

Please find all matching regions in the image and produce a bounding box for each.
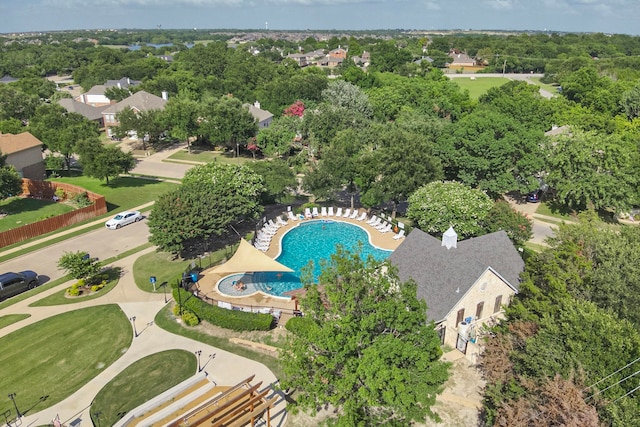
[321,206,328,217]
[312,207,319,217]
[335,207,343,217]
[342,208,351,218]
[366,215,378,225]
[267,219,280,229]
[276,216,288,226]
[379,223,393,233]
[376,221,389,231]
[349,210,358,219]
[328,207,334,216]
[287,210,298,221]
[370,217,382,227]
[305,207,312,218]
[356,212,367,221]
[393,229,405,240]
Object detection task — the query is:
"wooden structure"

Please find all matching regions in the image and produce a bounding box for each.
[166,375,278,427]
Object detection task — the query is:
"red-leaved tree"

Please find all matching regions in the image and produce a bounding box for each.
[284,100,305,117]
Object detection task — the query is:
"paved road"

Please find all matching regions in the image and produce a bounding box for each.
[0,219,151,284]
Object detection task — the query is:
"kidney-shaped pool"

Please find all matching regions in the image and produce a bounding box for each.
[217,220,391,297]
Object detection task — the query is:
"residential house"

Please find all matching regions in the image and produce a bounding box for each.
[0,131,45,180]
[352,51,371,68]
[245,101,273,129]
[58,98,108,128]
[327,47,347,67]
[0,75,19,84]
[101,90,168,138]
[287,53,309,67]
[76,77,141,107]
[446,49,476,69]
[388,227,524,359]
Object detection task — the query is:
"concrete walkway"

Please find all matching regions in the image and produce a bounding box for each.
[2,247,286,427]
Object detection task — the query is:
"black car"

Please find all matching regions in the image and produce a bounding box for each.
[0,271,39,301]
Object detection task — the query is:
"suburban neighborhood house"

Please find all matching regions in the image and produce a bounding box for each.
[389,227,524,359]
[101,90,168,138]
[0,131,45,180]
[245,101,274,129]
[58,98,108,128]
[75,77,141,106]
[446,49,477,70]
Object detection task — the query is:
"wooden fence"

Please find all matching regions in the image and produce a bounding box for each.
[0,179,107,248]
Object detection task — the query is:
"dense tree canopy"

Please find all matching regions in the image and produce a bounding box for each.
[281,248,449,426]
[544,128,640,212]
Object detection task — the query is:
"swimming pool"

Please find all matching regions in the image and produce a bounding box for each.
[217,220,391,297]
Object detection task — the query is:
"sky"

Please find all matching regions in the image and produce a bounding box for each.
[1,0,639,36]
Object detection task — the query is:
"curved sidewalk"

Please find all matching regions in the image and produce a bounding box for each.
[3,247,286,427]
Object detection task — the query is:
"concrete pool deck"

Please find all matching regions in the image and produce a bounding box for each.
[196,212,405,325]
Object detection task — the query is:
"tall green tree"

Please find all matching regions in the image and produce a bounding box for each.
[246,159,296,204]
[359,126,443,217]
[0,152,22,199]
[281,248,449,426]
[76,140,135,185]
[197,95,257,149]
[437,109,544,197]
[148,163,264,255]
[544,128,640,212]
[29,104,101,170]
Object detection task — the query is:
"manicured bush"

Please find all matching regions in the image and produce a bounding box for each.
[285,316,315,335]
[173,288,273,331]
[181,311,200,326]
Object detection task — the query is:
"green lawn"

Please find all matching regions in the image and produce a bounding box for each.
[0,197,75,232]
[50,176,177,212]
[529,77,560,94]
[155,305,283,379]
[0,305,132,418]
[29,267,121,307]
[168,147,251,165]
[133,245,237,293]
[451,77,510,99]
[90,350,196,426]
[0,314,30,330]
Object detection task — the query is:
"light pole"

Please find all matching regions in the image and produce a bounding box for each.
[236,142,239,158]
[195,350,202,372]
[130,316,137,337]
[8,393,21,418]
[162,282,168,303]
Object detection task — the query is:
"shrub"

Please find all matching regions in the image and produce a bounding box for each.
[285,316,315,335]
[70,191,92,208]
[173,288,273,331]
[90,280,106,293]
[181,311,200,326]
[66,283,81,296]
[54,187,66,200]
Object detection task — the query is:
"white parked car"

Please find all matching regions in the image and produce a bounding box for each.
[105,211,142,230]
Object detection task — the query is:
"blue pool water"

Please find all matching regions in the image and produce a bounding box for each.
[217,220,391,297]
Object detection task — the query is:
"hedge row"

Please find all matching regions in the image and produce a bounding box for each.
[173,288,273,331]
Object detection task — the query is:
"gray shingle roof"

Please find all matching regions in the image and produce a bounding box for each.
[388,228,524,322]
[102,91,167,115]
[58,98,108,121]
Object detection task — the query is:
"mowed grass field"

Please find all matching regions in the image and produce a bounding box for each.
[91,350,196,426]
[0,305,132,418]
[451,77,510,99]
